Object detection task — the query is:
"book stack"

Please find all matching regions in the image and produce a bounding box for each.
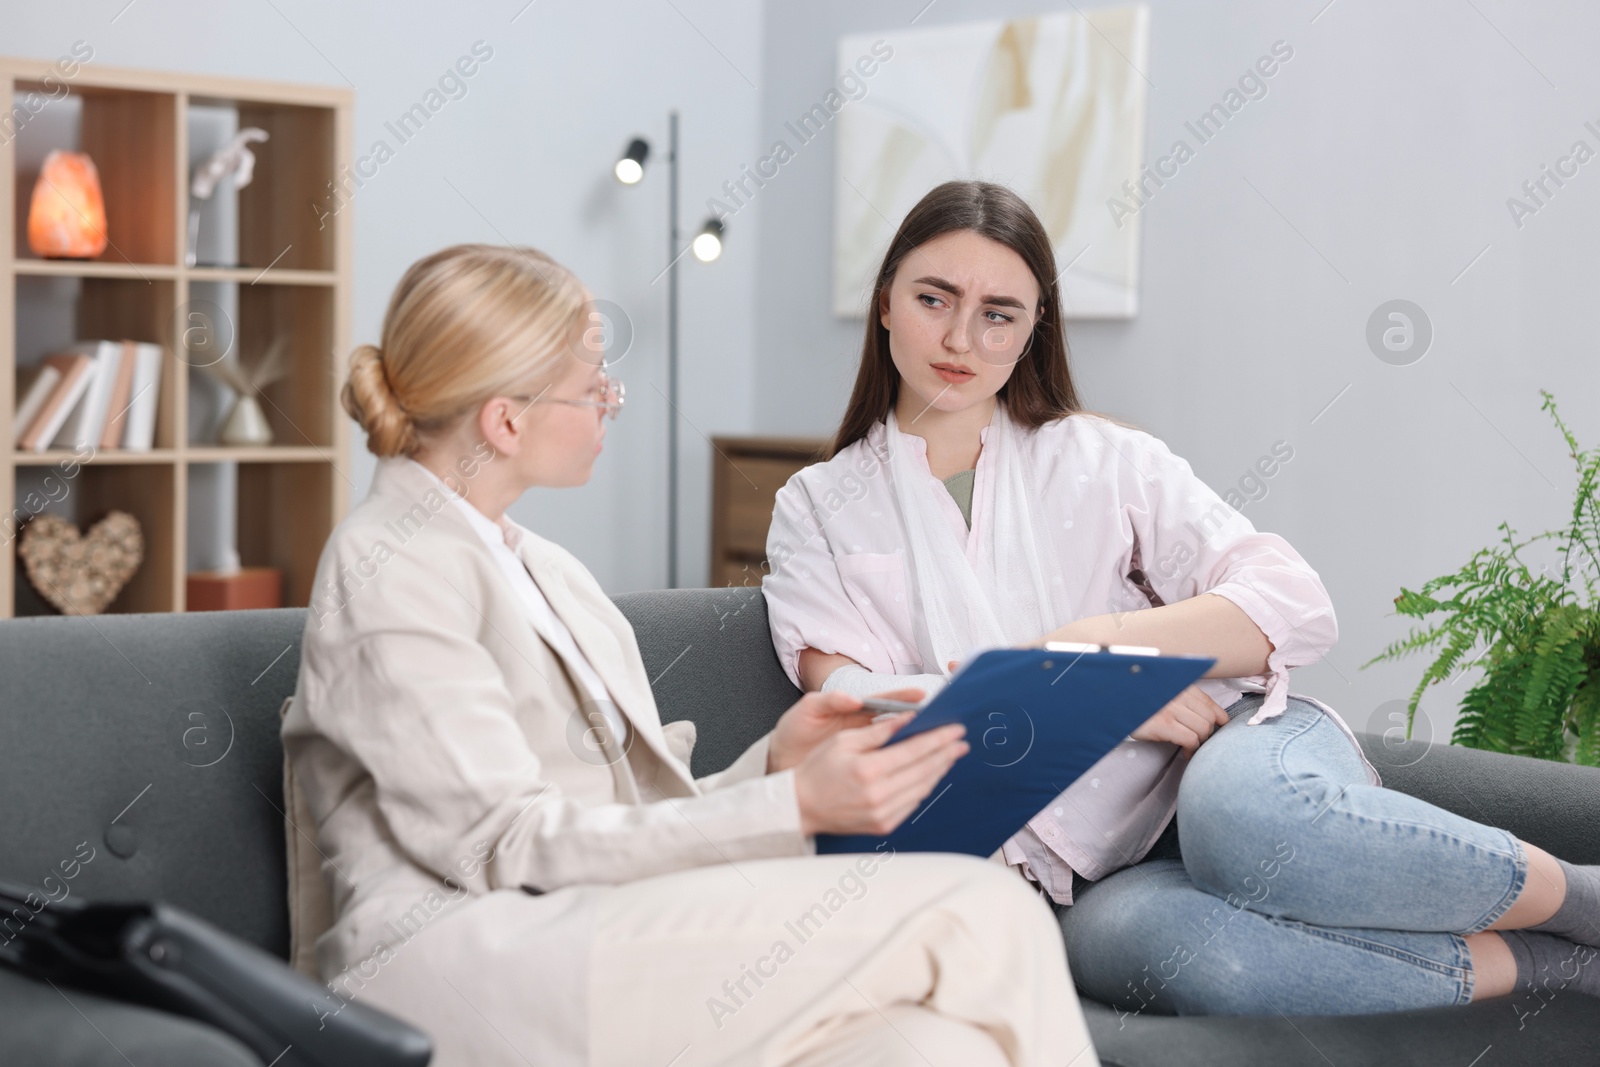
[13,341,163,453]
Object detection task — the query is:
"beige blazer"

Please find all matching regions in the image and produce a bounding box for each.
[279,456,811,984]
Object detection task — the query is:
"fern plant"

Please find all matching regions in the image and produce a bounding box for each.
[1363,390,1600,766]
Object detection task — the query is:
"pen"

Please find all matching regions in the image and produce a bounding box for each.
[861,695,922,722]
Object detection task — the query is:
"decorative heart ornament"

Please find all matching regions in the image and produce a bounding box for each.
[18,510,144,615]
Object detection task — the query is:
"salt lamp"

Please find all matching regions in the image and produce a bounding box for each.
[27,150,109,259]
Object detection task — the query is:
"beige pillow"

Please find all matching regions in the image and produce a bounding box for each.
[278,694,336,979]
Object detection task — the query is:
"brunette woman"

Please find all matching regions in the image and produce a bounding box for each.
[761,180,1600,1015]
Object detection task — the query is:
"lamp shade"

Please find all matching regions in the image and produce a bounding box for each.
[615,136,649,184]
[27,149,109,259]
[692,217,724,262]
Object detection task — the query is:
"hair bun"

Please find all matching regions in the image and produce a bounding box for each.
[341,343,417,457]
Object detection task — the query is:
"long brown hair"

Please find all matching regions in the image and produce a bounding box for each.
[828,180,1090,459]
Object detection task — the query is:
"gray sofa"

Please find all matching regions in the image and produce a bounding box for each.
[2,588,1597,1066]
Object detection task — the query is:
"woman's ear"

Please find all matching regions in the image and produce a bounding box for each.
[878,285,893,331]
[477,396,523,457]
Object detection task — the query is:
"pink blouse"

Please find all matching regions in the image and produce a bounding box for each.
[760,413,1378,904]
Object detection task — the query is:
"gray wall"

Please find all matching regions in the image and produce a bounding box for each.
[753,0,1600,741]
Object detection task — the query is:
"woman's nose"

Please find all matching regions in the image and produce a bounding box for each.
[943,313,972,353]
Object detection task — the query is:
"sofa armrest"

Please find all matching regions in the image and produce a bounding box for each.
[0,968,263,1066]
[1358,733,1600,864]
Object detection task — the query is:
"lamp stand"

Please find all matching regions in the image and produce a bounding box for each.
[665,109,681,589]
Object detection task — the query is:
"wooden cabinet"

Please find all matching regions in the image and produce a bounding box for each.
[708,435,826,589]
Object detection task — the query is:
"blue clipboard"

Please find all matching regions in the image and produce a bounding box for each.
[815,643,1215,857]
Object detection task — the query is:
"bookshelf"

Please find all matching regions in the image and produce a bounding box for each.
[1,56,352,618]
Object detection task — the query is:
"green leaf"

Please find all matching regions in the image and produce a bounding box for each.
[1371,389,1599,766]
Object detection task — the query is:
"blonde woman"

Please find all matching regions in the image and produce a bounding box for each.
[278,244,1098,1067]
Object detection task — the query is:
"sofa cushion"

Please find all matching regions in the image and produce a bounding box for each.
[1360,732,1600,865]
[613,587,799,775]
[0,607,308,956]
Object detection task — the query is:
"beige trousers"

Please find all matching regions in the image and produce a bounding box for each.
[345,851,1098,1067]
[589,851,1099,1067]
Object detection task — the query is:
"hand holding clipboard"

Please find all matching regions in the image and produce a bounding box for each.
[817,643,1214,857]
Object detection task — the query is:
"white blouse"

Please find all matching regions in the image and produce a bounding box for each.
[760,413,1379,902]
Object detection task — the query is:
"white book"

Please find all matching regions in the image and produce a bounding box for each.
[121,342,164,452]
[13,363,62,448]
[19,351,95,452]
[50,341,122,451]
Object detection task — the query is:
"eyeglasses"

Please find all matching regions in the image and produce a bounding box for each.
[510,371,626,421]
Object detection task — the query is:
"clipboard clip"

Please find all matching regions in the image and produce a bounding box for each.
[1044,641,1162,656]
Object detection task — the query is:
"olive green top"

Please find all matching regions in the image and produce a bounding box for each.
[942,468,976,528]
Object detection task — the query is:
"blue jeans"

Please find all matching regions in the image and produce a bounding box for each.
[1056,694,1528,1016]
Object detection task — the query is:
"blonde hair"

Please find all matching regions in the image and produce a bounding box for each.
[342,243,590,458]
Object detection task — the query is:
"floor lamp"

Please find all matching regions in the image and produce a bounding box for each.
[615,112,725,588]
